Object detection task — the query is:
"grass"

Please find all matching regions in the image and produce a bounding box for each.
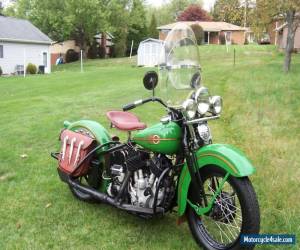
[0,45,299,249]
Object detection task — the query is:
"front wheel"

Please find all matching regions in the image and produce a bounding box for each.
[187,166,260,250]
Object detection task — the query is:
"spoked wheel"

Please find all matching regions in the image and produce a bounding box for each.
[187,166,260,250]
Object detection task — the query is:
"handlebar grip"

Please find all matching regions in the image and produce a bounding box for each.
[123,103,136,111]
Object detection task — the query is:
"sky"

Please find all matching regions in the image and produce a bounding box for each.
[146,0,216,12]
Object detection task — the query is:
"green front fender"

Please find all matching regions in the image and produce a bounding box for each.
[64,120,111,146]
[177,144,255,216]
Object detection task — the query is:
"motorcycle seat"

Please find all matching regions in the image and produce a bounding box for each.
[106,111,147,131]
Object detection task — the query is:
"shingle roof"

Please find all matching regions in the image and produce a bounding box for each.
[0,16,52,44]
[157,21,247,32]
[140,38,163,44]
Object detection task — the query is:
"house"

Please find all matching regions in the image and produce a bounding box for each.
[0,15,52,74]
[157,21,249,45]
[270,15,300,51]
[94,32,114,56]
[50,32,114,65]
[275,23,300,51]
[137,38,164,67]
[50,40,80,65]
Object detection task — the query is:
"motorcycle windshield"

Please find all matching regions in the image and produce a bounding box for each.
[157,23,201,107]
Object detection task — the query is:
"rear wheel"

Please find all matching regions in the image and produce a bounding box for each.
[67,127,102,202]
[187,166,260,250]
[69,176,96,202]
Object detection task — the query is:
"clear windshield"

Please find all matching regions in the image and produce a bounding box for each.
[157,23,201,107]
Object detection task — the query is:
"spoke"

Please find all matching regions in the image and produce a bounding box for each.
[84,175,88,183]
[220,230,224,244]
[220,196,241,211]
[215,220,240,230]
[217,202,239,240]
[216,201,243,222]
[201,174,244,246]
[213,219,233,243]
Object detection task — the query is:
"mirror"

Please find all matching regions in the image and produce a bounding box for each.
[143,71,158,90]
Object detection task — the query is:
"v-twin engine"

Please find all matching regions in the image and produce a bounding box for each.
[129,169,164,208]
[107,148,174,210]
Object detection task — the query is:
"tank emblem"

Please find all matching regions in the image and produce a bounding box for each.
[149,135,160,144]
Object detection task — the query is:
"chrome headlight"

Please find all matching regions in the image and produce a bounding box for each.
[182,99,197,119]
[210,96,223,115]
[195,87,210,115]
[197,123,211,143]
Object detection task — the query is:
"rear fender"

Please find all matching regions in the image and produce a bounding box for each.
[64,120,111,192]
[64,120,111,147]
[177,144,255,216]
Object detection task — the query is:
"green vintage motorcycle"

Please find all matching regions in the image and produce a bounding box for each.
[52,23,260,249]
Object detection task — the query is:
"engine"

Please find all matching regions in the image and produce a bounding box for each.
[107,147,174,210]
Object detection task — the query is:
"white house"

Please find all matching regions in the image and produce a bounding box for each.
[137,38,164,67]
[0,15,52,75]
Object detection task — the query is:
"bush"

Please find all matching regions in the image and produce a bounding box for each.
[65,49,79,63]
[26,63,37,74]
[87,43,98,59]
[191,24,204,45]
[98,46,106,59]
[0,66,2,76]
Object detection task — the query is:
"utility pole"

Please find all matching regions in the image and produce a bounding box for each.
[244,0,248,28]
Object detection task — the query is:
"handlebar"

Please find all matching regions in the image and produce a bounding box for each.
[122,97,168,111]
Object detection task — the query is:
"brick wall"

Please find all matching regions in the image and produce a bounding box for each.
[231,31,245,45]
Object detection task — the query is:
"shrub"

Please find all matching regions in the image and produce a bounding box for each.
[0,66,2,76]
[98,46,106,59]
[191,24,204,45]
[65,49,79,63]
[87,43,98,59]
[26,63,37,74]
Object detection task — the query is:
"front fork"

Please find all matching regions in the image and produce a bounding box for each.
[183,125,230,216]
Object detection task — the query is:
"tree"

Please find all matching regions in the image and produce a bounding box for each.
[148,14,158,39]
[190,24,204,44]
[177,4,212,21]
[255,0,300,72]
[212,0,244,26]
[126,0,148,54]
[148,0,203,26]
[5,0,108,58]
[64,0,108,57]
[108,0,130,57]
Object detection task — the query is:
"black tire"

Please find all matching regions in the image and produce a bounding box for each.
[187,166,260,250]
[69,176,96,202]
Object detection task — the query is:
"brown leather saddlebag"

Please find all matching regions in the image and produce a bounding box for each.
[58,129,97,177]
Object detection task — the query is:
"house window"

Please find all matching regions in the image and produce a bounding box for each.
[204,32,208,44]
[0,45,3,58]
[43,52,47,67]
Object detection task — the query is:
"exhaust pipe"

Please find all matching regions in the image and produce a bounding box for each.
[68,178,116,206]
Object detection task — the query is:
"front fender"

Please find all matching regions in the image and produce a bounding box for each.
[64,120,111,146]
[177,144,255,216]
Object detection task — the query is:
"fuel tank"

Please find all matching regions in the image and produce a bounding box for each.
[133,121,182,155]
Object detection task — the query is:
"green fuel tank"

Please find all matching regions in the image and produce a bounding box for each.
[133,121,182,155]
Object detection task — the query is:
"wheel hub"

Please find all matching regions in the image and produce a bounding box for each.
[210,192,236,223]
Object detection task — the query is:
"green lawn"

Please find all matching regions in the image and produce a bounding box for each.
[0,45,299,249]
